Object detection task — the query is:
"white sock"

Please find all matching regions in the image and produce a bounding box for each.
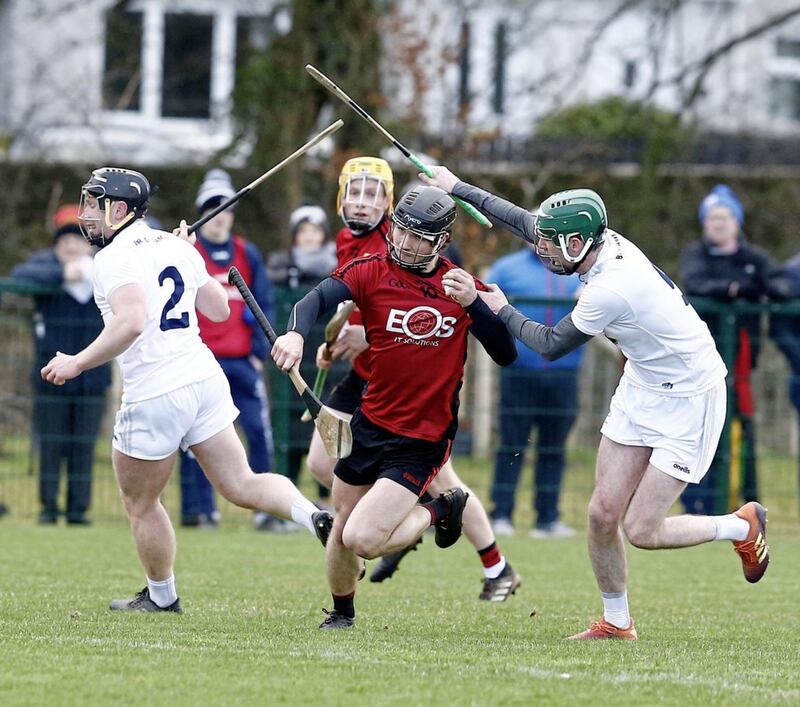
[601,590,631,629]
[291,497,317,535]
[484,557,507,579]
[147,575,177,608]
[714,513,749,541]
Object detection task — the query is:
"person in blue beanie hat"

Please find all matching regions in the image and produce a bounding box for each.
[679,184,779,514]
[697,184,745,234]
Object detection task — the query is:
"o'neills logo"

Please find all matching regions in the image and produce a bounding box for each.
[386,306,456,345]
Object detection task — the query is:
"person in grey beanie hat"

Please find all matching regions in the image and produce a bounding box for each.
[267,204,337,286]
[178,168,277,530]
[195,169,237,214]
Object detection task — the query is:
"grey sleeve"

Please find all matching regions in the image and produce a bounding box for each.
[451,181,537,243]
[498,305,592,361]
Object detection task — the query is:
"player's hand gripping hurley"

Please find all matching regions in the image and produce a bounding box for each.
[300,302,356,422]
[228,267,353,459]
[305,65,491,228]
[186,119,344,235]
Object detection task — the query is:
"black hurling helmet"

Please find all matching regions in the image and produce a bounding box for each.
[388,186,456,270]
[79,167,151,246]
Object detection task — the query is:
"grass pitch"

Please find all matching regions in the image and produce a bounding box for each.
[1,518,798,707]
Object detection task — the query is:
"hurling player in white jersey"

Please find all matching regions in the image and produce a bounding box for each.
[41,167,332,613]
[422,166,770,641]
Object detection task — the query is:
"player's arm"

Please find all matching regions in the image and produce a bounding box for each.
[419,166,536,242]
[272,277,352,371]
[467,297,517,365]
[489,281,621,361]
[196,278,230,322]
[498,307,592,362]
[173,220,230,322]
[441,268,516,365]
[41,283,146,385]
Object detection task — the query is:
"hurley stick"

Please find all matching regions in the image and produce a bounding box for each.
[228,267,352,459]
[305,65,491,228]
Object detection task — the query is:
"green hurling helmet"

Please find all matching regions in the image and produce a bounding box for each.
[534,188,607,266]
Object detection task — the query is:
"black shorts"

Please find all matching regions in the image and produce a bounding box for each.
[334,408,451,496]
[325,369,367,415]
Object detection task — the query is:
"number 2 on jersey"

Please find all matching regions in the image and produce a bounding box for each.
[158,266,190,331]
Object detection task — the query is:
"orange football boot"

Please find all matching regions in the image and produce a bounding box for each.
[568,618,637,640]
[732,502,770,583]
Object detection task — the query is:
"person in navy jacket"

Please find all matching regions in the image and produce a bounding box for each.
[178,169,275,528]
[11,205,111,524]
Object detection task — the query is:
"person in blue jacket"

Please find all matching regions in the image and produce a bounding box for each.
[178,169,275,529]
[11,205,111,524]
[487,243,584,538]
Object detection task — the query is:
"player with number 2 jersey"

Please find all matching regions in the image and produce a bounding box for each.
[41,167,333,616]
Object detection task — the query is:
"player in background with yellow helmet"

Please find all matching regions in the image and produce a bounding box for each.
[305,157,522,601]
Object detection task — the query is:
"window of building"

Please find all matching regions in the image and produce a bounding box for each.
[769,35,800,123]
[623,60,637,90]
[102,6,269,122]
[102,7,143,112]
[776,38,800,59]
[492,22,507,115]
[769,76,800,121]
[162,13,213,119]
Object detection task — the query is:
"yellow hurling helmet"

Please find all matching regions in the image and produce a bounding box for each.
[336,156,394,234]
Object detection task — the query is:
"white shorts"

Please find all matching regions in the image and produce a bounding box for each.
[601,376,726,484]
[112,372,239,460]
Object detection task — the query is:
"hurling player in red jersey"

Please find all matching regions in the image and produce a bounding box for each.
[304,157,393,488]
[307,157,523,602]
[272,186,517,629]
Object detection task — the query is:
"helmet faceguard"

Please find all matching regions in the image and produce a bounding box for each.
[337,157,394,235]
[532,188,607,274]
[78,167,151,247]
[387,186,455,271]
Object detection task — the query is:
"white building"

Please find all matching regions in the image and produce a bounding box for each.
[1,0,800,165]
[0,0,285,164]
[383,0,800,141]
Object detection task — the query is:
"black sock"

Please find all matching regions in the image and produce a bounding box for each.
[332,592,355,619]
[419,491,434,504]
[422,495,450,524]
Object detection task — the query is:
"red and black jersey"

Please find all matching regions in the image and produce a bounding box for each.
[335,218,390,267]
[334,217,391,380]
[196,235,253,357]
[331,253,488,442]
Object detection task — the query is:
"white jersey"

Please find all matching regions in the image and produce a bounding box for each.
[93,220,222,403]
[570,230,726,396]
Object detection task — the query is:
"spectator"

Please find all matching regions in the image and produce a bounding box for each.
[11,205,111,525]
[769,252,800,416]
[678,184,777,514]
[267,205,337,287]
[177,169,275,529]
[266,204,338,519]
[487,244,584,538]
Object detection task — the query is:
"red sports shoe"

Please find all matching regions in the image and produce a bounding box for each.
[732,502,770,583]
[568,618,637,640]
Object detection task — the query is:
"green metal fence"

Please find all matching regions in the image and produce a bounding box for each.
[1,278,798,532]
